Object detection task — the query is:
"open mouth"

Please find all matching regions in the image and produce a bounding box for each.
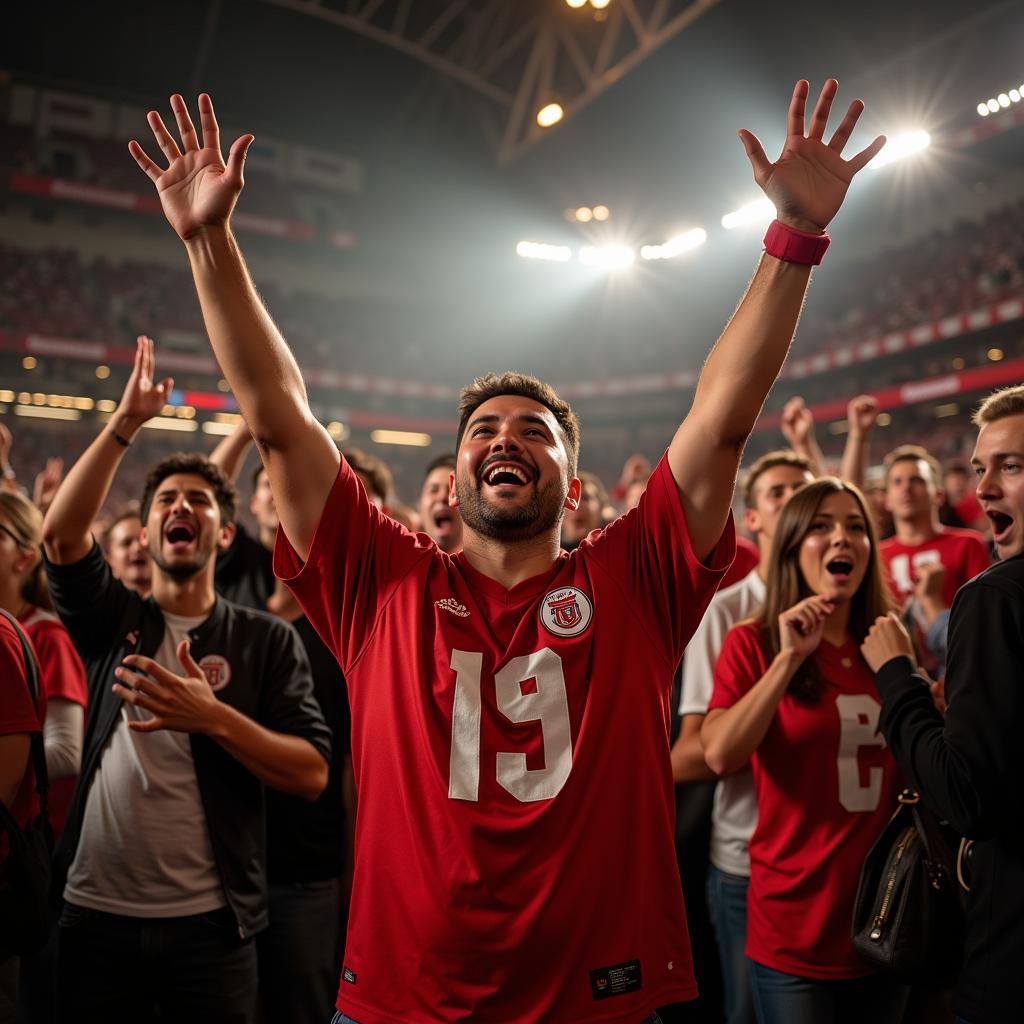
[432,506,456,533]
[987,509,1014,541]
[825,557,854,581]
[481,461,533,490]
[164,521,197,550]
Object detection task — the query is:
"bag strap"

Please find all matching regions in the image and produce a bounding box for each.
[899,788,956,881]
[0,608,50,816]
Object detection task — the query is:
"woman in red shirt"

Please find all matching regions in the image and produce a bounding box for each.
[0,491,87,842]
[701,478,906,1024]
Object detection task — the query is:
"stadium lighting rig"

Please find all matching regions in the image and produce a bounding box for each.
[579,244,635,269]
[977,83,1024,117]
[721,198,775,231]
[868,130,931,170]
[640,228,707,261]
[516,241,573,262]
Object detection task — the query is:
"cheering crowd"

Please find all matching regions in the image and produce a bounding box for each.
[1,80,1022,1024]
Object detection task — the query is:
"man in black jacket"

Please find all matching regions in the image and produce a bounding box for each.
[862,383,1024,1024]
[41,336,332,1024]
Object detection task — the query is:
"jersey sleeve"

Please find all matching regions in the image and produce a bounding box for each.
[28,619,89,708]
[679,595,740,716]
[707,622,766,713]
[0,619,40,737]
[43,541,133,660]
[273,455,436,673]
[586,454,735,667]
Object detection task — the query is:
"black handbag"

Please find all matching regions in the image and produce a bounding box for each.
[0,608,54,959]
[851,788,964,985]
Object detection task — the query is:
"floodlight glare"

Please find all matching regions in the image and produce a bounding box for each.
[565,0,587,7]
[640,228,707,260]
[579,245,635,269]
[987,98,1000,113]
[868,130,931,170]
[977,103,990,117]
[721,198,775,230]
[592,204,610,221]
[591,0,611,8]
[998,93,1011,108]
[516,241,572,262]
[1011,89,1021,103]
[575,206,594,222]
[537,103,564,128]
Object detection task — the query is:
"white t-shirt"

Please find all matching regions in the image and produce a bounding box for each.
[65,610,226,916]
[679,569,764,876]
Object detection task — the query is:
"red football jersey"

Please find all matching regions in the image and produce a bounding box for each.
[0,614,44,871]
[721,535,759,590]
[276,455,734,1023]
[21,606,88,840]
[880,527,991,609]
[708,623,901,979]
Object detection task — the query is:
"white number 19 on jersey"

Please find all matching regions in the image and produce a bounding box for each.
[448,648,573,803]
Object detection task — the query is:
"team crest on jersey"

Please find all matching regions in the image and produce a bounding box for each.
[539,586,593,638]
[198,654,232,692]
[435,597,470,618]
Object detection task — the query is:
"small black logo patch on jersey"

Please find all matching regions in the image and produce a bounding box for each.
[590,958,642,1000]
[342,966,357,984]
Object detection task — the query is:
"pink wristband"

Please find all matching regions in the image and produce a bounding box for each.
[763,219,831,265]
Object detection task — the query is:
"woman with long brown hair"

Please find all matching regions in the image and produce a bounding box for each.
[701,477,906,1023]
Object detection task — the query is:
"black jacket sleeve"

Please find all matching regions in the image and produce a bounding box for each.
[258,617,333,764]
[43,541,133,662]
[876,575,1024,839]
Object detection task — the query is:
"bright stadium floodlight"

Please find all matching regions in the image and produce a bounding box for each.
[721,198,775,230]
[998,93,1011,108]
[1010,89,1022,103]
[977,103,990,117]
[986,98,1000,113]
[536,103,564,128]
[579,244,635,269]
[640,228,707,261]
[516,240,572,262]
[868,130,931,170]
[565,0,587,7]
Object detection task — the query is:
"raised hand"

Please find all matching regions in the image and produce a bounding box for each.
[32,457,64,514]
[861,612,916,673]
[847,395,879,436]
[117,335,174,426]
[739,79,886,233]
[113,640,222,734]
[129,93,253,241]
[781,397,814,447]
[778,595,833,661]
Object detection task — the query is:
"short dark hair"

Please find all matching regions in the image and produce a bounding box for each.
[741,450,813,508]
[883,445,941,488]
[423,454,456,483]
[342,447,393,504]
[456,372,580,478]
[140,453,237,526]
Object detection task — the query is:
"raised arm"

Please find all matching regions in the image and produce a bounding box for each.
[208,418,254,485]
[839,394,878,489]
[668,80,884,559]
[42,336,172,565]
[780,397,826,477]
[129,94,339,561]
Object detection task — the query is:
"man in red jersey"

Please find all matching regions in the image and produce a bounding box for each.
[131,79,884,1024]
[879,445,990,659]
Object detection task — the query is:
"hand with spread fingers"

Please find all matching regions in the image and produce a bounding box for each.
[129,93,254,241]
[113,639,224,734]
[778,595,834,661]
[861,612,916,673]
[739,79,886,233]
[117,335,174,429]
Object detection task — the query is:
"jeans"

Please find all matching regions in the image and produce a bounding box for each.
[257,878,345,1024]
[55,901,257,1024]
[706,865,755,1024]
[748,959,908,1024]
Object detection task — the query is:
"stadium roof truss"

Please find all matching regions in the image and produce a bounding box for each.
[257,0,722,163]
